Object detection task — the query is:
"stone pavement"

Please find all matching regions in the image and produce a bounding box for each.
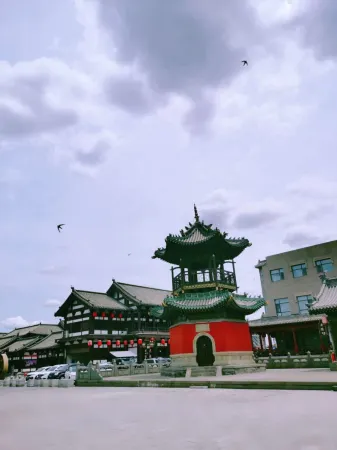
[0,386,336,450]
[107,368,337,382]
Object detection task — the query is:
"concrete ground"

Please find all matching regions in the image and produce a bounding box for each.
[1,387,336,450]
[108,368,337,382]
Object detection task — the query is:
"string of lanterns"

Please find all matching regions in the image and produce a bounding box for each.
[92,311,125,319]
[87,338,171,347]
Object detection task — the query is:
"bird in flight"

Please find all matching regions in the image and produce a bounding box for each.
[128,253,131,256]
[57,224,65,232]
[241,60,248,66]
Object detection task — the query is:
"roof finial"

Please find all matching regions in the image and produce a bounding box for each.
[194,204,200,222]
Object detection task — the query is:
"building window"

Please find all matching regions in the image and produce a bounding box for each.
[270,268,285,282]
[315,258,334,273]
[291,263,307,278]
[297,295,313,314]
[274,298,291,317]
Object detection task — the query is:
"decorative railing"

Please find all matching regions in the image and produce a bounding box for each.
[254,351,331,369]
[173,268,235,291]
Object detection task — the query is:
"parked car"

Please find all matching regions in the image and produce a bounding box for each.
[26,366,52,380]
[42,364,69,379]
[144,358,159,367]
[157,357,171,367]
[65,364,87,381]
[99,363,113,372]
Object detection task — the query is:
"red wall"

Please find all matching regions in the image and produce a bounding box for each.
[170,321,252,355]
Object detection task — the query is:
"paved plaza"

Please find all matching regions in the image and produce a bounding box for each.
[1,386,336,450]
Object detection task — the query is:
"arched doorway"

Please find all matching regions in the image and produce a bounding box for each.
[196,335,215,367]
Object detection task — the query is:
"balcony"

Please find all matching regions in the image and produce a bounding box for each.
[172,267,236,293]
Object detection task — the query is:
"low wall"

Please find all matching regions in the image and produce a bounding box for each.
[256,352,331,369]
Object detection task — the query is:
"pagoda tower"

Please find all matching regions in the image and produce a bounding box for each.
[150,205,266,376]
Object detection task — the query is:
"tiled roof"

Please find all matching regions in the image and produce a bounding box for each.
[5,324,62,338]
[249,313,327,328]
[310,275,337,312]
[115,282,171,306]
[160,290,264,314]
[152,205,250,264]
[0,336,16,350]
[0,332,7,337]
[74,290,128,310]
[5,337,41,353]
[27,332,63,350]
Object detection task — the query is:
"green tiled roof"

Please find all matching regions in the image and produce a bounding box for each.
[5,337,41,353]
[27,332,63,350]
[5,324,62,338]
[74,290,128,310]
[310,275,337,313]
[115,282,172,307]
[150,290,265,316]
[152,205,251,266]
[0,336,16,350]
[249,313,327,328]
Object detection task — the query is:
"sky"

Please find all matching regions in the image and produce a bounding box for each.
[1,0,337,331]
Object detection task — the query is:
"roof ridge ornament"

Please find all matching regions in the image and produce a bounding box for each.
[194,204,200,222]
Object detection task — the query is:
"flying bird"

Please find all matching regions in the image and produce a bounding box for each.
[57,224,65,232]
[128,253,131,256]
[241,60,248,66]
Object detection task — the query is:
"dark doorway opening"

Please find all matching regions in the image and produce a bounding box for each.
[196,335,215,367]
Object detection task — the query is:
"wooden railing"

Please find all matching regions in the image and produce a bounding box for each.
[173,268,235,291]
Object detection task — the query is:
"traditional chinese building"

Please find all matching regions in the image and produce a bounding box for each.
[309,274,337,358]
[249,313,329,356]
[0,323,63,373]
[54,280,171,364]
[150,205,265,375]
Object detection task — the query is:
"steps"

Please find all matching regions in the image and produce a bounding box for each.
[190,366,217,377]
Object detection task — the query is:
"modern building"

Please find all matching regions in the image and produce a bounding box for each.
[249,240,337,355]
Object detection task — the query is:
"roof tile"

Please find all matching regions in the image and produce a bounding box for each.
[249,313,327,327]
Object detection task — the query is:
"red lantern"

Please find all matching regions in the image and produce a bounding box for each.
[123,340,128,346]
[101,312,106,318]
[168,339,171,345]
[116,340,121,347]
[92,311,97,317]
[129,340,134,346]
[110,312,115,318]
[161,339,165,345]
[137,338,143,345]
[107,340,112,347]
[97,340,102,347]
[118,313,123,319]
[88,340,93,347]
[150,337,155,342]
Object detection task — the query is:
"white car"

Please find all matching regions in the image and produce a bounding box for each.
[40,365,63,379]
[26,366,52,380]
[65,364,87,381]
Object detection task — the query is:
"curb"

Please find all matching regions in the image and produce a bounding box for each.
[76,379,337,391]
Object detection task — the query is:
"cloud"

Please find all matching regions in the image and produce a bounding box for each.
[38,265,68,276]
[44,299,61,308]
[232,209,283,230]
[288,1,337,61]
[0,316,39,330]
[200,190,285,231]
[283,227,322,249]
[97,0,266,130]
[286,176,337,200]
[0,61,78,139]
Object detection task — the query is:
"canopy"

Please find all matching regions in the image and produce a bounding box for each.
[110,351,136,358]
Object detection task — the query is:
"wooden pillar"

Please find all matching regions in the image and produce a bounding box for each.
[259,333,264,350]
[268,334,273,353]
[292,329,299,354]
